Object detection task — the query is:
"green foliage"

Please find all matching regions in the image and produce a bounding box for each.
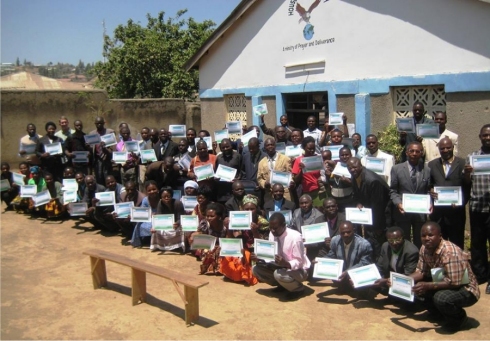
[93,10,215,99]
[377,124,403,164]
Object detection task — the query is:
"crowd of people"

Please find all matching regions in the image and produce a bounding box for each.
[1,103,489,333]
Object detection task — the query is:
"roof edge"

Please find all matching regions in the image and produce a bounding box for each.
[184,0,258,71]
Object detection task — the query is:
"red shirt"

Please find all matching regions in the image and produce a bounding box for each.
[292,155,320,192]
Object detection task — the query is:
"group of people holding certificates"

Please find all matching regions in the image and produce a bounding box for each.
[2,106,489,333]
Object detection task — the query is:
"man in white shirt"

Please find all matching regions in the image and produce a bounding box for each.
[252,212,311,300]
[422,111,458,164]
[361,134,395,185]
[303,116,322,153]
[19,123,43,166]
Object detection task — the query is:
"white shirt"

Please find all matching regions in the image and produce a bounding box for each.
[361,149,395,185]
[269,228,310,270]
[422,128,459,164]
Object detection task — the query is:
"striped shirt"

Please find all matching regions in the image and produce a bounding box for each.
[466,149,490,212]
[416,239,480,300]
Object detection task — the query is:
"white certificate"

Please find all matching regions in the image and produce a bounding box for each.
[285,145,302,157]
[433,186,462,206]
[101,133,117,147]
[341,138,354,149]
[194,164,215,181]
[302,222,329,244]
[215,164,237,182]
[389,272,414,302]
[214,129,229,144]
[365,157,386,175]
[268,210,292,225]
[254,239,278,263]
[348,264,382,288]
[270,170,292,187]
[95,191,116,206]
[332,163,351,178]
[140,149,157,162]
[470,155,490,175]
[191,234,217,250]
[69,202,88,216]
[219,238,243,257]
[194,136,213,150]
[112,152,128,164]
[152,214,174,230]
[181,215,199,232]
[169,125,186,138]
[241,129,257,147]
[130,207,152,223]
[124,141,140,153]
[253,103,268,116]
[345,208,373,225]
[114,202,134,218]
[1,179,10,191]
[313,258,344,280]
[178,154,192,170]
[416,124,440,139]
[402,194,431,214]
[12,173,26,186]
[276,142,286,155]
[84,134,101,145]
[62,178,78,191]
[323,145,342,160]
[396,118,415,133]
[226,121,242,134]
[229,211,252,230]
[302,155,323,173]
[19,142,37,154]
[72,151,89,163]
[20,185,37,197]
[63,190,77,204]
[45,142,62,155]
[33,190,52,207]
[182,196,198,211]
[328,112,344,125]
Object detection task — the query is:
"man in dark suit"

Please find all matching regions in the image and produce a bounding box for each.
[241,137,266,191]
[317,198,345,256]
[263,184,296,217]
[153,128,178,161]
[374,226,419,291]
[428,137,468,249]
[390,141,432,248]
[347,157,390,259]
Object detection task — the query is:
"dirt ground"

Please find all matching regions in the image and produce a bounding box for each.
[1,207,489,340]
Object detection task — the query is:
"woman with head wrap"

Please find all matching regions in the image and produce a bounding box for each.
[219,194,269,285]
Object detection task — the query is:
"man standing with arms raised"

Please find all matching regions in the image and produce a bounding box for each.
[399,101,433,162]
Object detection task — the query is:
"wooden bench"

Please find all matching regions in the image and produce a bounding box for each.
[83,249,209,325]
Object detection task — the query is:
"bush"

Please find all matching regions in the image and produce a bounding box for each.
[377,124,403,164]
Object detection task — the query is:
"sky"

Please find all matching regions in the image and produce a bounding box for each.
[1,0,241,65]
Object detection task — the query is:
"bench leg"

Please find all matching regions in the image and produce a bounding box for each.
[184,286,199,325]
[132,268,147,306]
[90,257,107,289]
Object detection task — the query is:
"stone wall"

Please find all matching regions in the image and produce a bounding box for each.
[0,90,200,165]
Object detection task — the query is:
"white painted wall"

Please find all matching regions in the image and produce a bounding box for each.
[199,0,490,90]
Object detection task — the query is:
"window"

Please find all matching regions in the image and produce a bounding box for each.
[393,86,446,120]
[225,94,247,141]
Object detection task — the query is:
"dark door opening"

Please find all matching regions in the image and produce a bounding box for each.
[284,92,328,130]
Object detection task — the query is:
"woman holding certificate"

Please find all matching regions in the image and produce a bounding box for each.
[44,173,65,218]
[189,203,228,274]
[292,137,324,207]
[36,121,64,182]
[150,187,186,252]
[327,147,354,212]
[220,195,269,285]
[187,140,217,196]
[131,181,159,248]
[10,162,32,213]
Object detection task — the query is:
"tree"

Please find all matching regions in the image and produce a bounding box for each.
[16,57,20,67]
[93,10,215,99]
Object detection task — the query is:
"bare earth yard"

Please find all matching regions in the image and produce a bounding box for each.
[1,208,489,340]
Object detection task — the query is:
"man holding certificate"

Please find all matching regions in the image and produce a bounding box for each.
[19,123,43,166]
[89,117,114,185]
[215,138,241,203]
[37,121,64,182]
[361,134,395,185]
[323,221,373,290]
[428,138,468,249]
[252,212,311,300]
[422,112,459,163]
[347,157,390,258]
[398,102,434,163]
[410,222,480,333]
[390,141,432,248]
[464,124,490,294]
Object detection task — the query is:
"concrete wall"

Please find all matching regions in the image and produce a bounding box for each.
[0,90,200,165]
[370,94,393,136]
